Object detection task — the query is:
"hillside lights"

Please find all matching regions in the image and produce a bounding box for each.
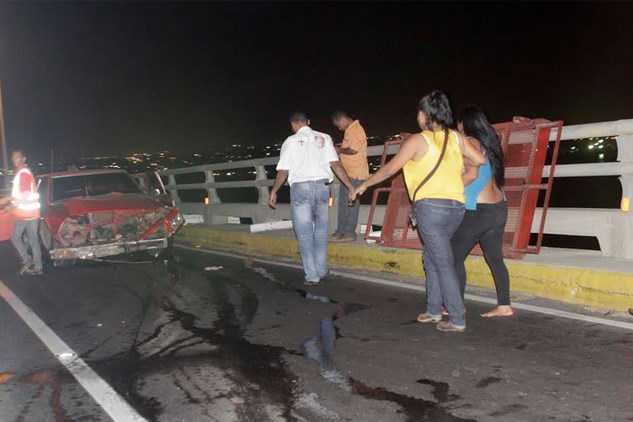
[622,197,630,213]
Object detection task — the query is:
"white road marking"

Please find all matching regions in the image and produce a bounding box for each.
[0,281,148,422]
[177,244,633,331]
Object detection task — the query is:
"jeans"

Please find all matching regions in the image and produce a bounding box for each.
[335,178,364,240]
[415,199,466,328]
[11,218,43,270]
[451,201,510,305]
[290,180,330,282]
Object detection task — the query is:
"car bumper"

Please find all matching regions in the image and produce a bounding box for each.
[50,238,169,260]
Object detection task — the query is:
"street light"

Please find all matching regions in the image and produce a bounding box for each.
[0,79,9,190]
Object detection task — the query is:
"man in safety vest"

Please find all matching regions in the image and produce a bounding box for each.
[0,149,43,275]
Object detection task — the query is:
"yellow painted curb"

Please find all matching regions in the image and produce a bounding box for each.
[177,226,633,312]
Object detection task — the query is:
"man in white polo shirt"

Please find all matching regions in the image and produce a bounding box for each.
[270,112,354,286]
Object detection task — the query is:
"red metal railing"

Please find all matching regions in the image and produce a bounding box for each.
[365,118,563,259]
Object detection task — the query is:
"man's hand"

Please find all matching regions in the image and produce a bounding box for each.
[269,191,278,209]
[351,183,368,202]
[348,189,356,204]
[269,169,288,210]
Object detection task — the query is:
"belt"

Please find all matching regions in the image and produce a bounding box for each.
[291,179,330,186]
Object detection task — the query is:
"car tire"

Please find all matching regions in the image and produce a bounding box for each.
[39,221,76,267]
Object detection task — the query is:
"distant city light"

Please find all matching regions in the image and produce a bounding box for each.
[588,145,594,150]
[598,153,604,159]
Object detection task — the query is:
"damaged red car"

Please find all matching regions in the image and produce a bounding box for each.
[2,169,184,264]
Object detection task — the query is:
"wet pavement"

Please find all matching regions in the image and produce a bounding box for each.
[0,242,632,421]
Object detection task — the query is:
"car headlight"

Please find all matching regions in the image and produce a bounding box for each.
[170,212,185,230]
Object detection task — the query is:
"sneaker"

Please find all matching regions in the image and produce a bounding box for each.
[330,235,355,243]
[303,280,320,286]
[24,267,43,276]
[436,321,465,332]
[19,263,33,276]
[417,313,442,323]
[329,234,343,242]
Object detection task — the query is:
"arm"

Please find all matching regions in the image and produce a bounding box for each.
[269,169,288,209]
[330,161,354,192]
[352,134,422,199]
[338,146,359,155]
[461,136,483,186]
[462,164,480,186]
[337,127,365,155]
[460,134,486,166]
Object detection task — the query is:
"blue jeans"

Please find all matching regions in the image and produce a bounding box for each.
[335,178,364,240]
[291,180,330,282]
[415,199,466,328]
[12,218,43,270]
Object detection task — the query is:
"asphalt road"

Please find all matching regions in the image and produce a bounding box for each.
[0,242,632,422]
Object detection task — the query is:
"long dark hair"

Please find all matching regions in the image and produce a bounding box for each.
[459,106,505,187]
[418,91,453,131]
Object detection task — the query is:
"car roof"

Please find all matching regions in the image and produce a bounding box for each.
[39,169,129,179]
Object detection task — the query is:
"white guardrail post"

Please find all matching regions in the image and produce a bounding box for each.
[615,133,633,258]
[162,119,633,259]
[166,174,181,204]
[204,169,222,204]
[255,165,269,206]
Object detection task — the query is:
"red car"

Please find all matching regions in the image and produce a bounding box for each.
[0,169,184,264]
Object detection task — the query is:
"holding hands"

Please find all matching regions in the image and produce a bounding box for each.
[348,183,368,203]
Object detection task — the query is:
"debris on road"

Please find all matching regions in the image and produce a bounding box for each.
[252,267,280,284]
[57,352,76,362]
[205,266,224,272]
[97,323,103,327]
[229,396,245,405]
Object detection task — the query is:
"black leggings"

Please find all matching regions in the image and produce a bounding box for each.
[451,201,511,306]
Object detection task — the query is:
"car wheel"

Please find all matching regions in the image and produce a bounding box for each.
[40,221,76,267]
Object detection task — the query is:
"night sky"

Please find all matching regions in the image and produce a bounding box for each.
[0,2,632,163]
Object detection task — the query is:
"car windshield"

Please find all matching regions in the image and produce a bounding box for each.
[51,172,142,202]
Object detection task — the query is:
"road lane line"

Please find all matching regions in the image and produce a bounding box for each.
[176,244,633,331]
[0,281,148,422]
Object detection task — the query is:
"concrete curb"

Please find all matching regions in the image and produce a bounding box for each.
[176,225,633,312]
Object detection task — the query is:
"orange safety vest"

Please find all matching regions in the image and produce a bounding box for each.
[11,167,41,220]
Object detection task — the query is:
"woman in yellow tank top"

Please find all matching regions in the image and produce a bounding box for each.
[352,91,485,332]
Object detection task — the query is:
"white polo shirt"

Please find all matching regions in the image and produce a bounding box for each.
[277,126,339,186]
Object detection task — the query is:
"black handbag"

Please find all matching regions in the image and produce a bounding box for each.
[409,130,450,227]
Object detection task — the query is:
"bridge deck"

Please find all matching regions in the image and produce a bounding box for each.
[0,240,632,421]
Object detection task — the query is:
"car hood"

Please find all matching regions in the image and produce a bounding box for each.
[59,193,165,215]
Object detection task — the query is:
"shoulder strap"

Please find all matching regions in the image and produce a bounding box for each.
[412,130,449,202]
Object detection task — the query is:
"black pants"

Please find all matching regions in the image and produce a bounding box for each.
[451,200,511,306]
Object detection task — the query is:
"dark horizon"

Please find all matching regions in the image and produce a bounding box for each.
[1,2,632,163]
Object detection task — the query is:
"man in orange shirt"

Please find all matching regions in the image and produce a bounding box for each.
[331,111,370,242]
[0,149,43,275]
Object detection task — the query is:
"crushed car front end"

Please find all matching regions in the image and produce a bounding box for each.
[49,205,185,261]
[39,170,186,263]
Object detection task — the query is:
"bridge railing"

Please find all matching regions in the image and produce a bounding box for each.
[162,118,633,259]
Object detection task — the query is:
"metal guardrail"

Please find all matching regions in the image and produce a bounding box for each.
[162,119,633,259]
